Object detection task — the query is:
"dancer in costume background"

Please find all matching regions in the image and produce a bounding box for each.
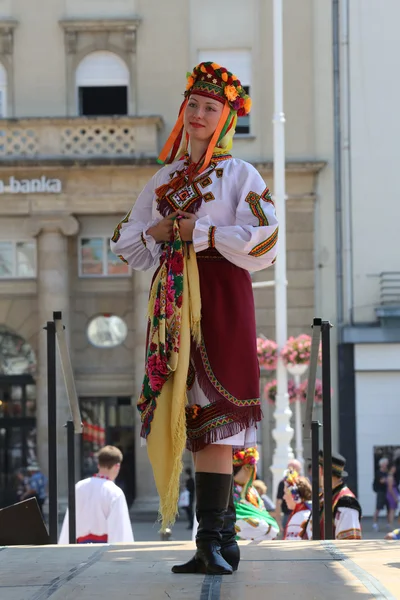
[317,450,362,540]
[111,61,278,575]
[59,446,134,545]
[232,448,279,542]
[282,469,312,540]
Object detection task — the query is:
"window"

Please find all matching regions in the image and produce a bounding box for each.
[198,50,252,135]
[0,62,7,118]
[0,241,36,278]
[76,51,129,116]
[79,237,130,277]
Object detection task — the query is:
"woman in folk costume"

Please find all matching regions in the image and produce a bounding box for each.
[232,448,279,542]
[282,469,312,540]
[110,62,278,575]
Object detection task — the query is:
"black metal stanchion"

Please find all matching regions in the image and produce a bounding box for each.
[321,321,333,540]
[46,320,58,544]
[311,420,321,540]
[67,420,76,544]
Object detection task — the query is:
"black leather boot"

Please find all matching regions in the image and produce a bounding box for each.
[220,475,240,571]
[172,472,233,575]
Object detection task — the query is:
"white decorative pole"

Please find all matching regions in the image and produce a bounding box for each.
[286,364,308,472]
[270,0,294,501]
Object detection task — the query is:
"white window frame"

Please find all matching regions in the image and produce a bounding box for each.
[0,240,37,279]
[0,88,6,118]
[197,49,252,136]
[78,236,130,278]
[0,62,7,118]
[75,51,130,115]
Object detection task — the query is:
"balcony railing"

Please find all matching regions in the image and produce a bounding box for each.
[376,272,400,326]
[379,272,400,305]
[0,116,163,160]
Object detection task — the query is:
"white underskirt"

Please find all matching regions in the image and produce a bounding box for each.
[188,378,257,448]
[141,375,258,449]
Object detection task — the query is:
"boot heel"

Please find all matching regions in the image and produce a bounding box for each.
[221,542,240,571]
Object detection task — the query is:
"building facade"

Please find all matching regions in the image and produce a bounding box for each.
[0,0,340,512]
[335,0,400,515]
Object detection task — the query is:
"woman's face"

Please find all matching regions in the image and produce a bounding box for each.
[184,93,224,143]
[233,465,252,487]
[283,484,296,510]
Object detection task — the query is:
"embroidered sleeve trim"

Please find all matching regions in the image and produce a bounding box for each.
[336,528,362,540]
[140,232,147,248]
[245,191,269,226]
[208,226,217,248]
[111,209,132,243]
[249,227,278,257]
[261,187,275,206]
[118,255,129,265]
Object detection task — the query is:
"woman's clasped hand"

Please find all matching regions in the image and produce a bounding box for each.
[146,210,198,243]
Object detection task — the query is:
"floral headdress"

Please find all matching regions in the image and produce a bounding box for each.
[233,447,260,499]
[283,469,302,504]
[158,61,252,174]
[185,62,252,116]
[233,447,259,468]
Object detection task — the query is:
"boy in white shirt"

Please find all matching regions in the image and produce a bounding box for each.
[59,445,134,544]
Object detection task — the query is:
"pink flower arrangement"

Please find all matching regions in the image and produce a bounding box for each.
[281,334,322,367]
[264,379,297,405]
[256,337,278,370]
[298,379,324,404]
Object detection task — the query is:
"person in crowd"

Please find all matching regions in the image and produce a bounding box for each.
[385,528,400,540]
[373,457,389,531]
[111,61,278,576]
[59,445,134,545]
[232,448,279,545]
[15,468,28,503]
[386,464,399,529]
[306,463,312,484]
[21,464,48,516]
[282,469,312,540]
[253,479,276,515]
[275,459,302,533]
[318,450,362,540]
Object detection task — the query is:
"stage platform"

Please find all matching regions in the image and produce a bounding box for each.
[0,540,399,600]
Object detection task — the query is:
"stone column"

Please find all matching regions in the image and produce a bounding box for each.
[25,215,79,502]
[132,268,159,516]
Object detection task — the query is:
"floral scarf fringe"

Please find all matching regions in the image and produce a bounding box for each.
[137,220,201,530]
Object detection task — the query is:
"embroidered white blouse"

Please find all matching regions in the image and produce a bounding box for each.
[58,476,134,545]
[284,503,312,540]
[110,156,278,272]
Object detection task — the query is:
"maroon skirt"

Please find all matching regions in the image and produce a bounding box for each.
[186,249,262,451]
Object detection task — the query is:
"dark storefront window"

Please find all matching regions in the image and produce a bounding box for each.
[80,397,136,507]
[0,375,37,507]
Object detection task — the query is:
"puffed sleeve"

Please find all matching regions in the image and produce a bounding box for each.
[110,173,163,271]
[335,507,362,540]
[192,162,278,272]
[235,515,279,541]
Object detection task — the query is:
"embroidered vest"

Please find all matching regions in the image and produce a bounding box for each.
[319,484,357,539]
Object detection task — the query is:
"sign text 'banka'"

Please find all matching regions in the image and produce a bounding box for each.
[0,176,62,194]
